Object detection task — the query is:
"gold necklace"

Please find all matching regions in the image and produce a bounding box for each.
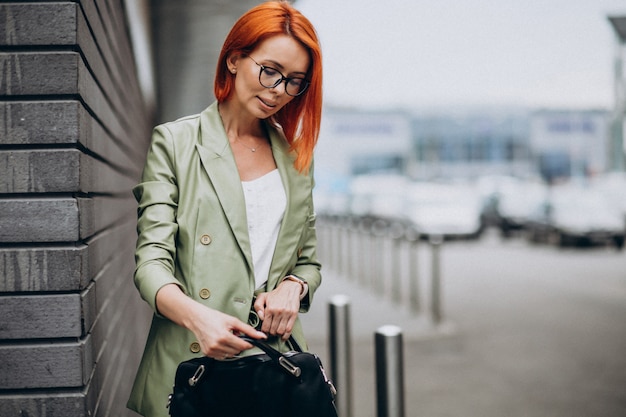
[236,137,263,153]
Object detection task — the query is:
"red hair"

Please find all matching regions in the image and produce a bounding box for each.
[214,1,323,173]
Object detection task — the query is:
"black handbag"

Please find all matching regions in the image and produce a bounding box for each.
[168,335,338,417]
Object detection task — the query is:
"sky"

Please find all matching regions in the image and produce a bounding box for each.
[296,0,626,112]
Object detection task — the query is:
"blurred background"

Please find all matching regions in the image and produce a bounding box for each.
[5,1,626,416]
[151,0,626,245]
[146,1,626,416]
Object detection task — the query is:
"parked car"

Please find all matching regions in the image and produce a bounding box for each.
[592,172,626,221]
[494,181,547,237]
[476,175,526,227]
[348,174,409,223]
[525,186,625,249]
[404,182,485,240]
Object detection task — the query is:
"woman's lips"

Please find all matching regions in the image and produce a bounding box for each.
[258,96,277,109]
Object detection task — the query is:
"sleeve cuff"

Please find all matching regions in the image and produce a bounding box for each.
[283,274,309,301]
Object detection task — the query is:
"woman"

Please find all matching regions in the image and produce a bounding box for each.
[127,2,323,416]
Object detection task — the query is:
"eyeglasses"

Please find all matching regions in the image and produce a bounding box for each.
[248,56,310,97]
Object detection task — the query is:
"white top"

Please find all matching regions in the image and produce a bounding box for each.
[241,169,286,289]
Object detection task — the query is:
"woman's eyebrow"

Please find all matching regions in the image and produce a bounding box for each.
[264,59,307,76]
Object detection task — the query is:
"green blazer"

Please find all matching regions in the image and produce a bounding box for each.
[127,102,322,417]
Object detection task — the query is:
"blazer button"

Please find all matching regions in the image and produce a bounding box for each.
[199,288,211,299]
[200,234,212,245]
[190,342,201,353]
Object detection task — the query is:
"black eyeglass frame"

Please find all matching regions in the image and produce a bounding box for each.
[247,56,310,97]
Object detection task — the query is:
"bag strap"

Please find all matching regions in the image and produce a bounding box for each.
[287,335,304,352]
[239,335,302,378]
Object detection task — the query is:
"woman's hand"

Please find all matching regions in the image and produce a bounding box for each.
[188,306,265,359]
[253,280,302,341]
[155,284,266,359]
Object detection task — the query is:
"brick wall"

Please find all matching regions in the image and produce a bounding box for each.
[0,1,153,416]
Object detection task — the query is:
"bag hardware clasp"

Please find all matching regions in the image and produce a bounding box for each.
[278,357,301,377]
[320,365,337,396]
[188,364,205,386]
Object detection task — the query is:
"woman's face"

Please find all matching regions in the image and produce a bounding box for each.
[228,35,310,119]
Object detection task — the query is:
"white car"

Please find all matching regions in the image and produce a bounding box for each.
[495,181,547,237]
[525,186,625,249]
[349,174,409,222]
[404,182,484,239]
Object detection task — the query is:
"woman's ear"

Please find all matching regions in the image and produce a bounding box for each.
[226,53,242,74]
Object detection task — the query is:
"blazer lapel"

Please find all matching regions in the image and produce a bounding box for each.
[195,103,254,271]
[267,127,310,285]
[194,102,310,286]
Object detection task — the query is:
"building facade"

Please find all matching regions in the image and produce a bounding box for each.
[314,106,414,195]
[608,15,626,172]
[411,109,532,180]
[530,109,610,182]
[0,1,261,416]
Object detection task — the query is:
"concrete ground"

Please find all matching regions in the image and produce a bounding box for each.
[300,234,626,417]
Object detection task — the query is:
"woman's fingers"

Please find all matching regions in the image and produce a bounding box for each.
[194,309,266,358]
[253,282,300,338]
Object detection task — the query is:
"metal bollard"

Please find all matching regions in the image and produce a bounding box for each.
[408,232,420,314]
[390,237,402,303]
[359,221,369,287]
[429,234,443,324]
[329,295,352,417]
[338,220,348,276]
[330,220,339,271]
[375,325,405,417]
[371,220,388,293]
[388,223,405,303]
[342,221,351,278]
[348,220,358,280]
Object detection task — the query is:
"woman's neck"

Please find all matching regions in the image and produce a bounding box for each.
[218,100,264,139]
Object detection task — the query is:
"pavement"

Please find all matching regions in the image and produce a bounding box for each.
[299,232,626,417]
[301,270,460,417]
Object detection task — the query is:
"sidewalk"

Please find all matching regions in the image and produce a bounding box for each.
[300,251,626,417]
[301,270,460,417]
[301,270,455,342]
